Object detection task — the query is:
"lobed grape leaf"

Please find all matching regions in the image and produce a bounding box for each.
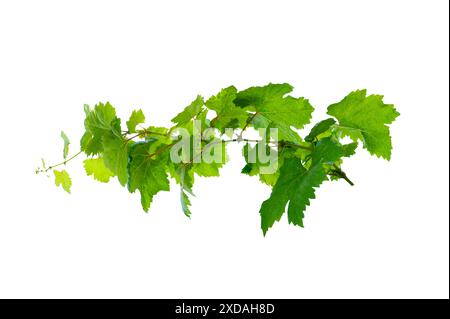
[192,140,227,177]
[206,86,249,132]
[126,109,145,133]
[327,90,400,160]
[80,102,121,155]
[234,83,314,143]
[83,157,115,183]
[259,157,327,234]
[102,132,129,186]
[54,169,72,194]
[171,95,205,126]
[259,137,349,234]
[128,142,170,212]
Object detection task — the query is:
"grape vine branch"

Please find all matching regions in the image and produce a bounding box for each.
[37,83,399,234]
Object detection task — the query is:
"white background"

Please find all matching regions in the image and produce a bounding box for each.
[0,0,448,299]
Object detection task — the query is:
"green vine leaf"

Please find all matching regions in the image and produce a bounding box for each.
[61,131,70,159]
[206,86,248,132]
[327,90,400,160]
[179,166,194,218]
[80,102,120,155]
[126,109,145,133]
[128,142,170,212]
[54,170,72,194]
[171,95,205,127]
[234,83,314,143]
[259,137,348,235]
[342,142,358,157]
[311,137,344,165]
[83,157,115,183]
[241,143,280,186]
[102,132,129,186]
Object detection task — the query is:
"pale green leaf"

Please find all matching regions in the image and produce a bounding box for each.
[171,95,204,126]
[61,131,70,159]
[126,109,145,133]
[54,169,72,194]
[206,86,249,132]
[83,157,115,183]
[179,166,194,218]
[241,143,280,186]
[80,102,121,155]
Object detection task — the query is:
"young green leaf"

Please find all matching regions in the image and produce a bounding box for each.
[191,141,227,177]
[241,143,280,186]
[206,86,248,132]
[54,169,72,194]
[61,131,70,159]
[83,157,115,183]
[179,166,194,218]
[171,95,204,126]
[80,102,120,155]
[126,109,145,133]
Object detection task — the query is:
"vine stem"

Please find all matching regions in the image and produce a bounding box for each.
[278,141,313,151]
[330,164,354,186]
[40,151,83,173]
[237,112,258,141]
[148,142,178,159]
[40,129,316,175]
